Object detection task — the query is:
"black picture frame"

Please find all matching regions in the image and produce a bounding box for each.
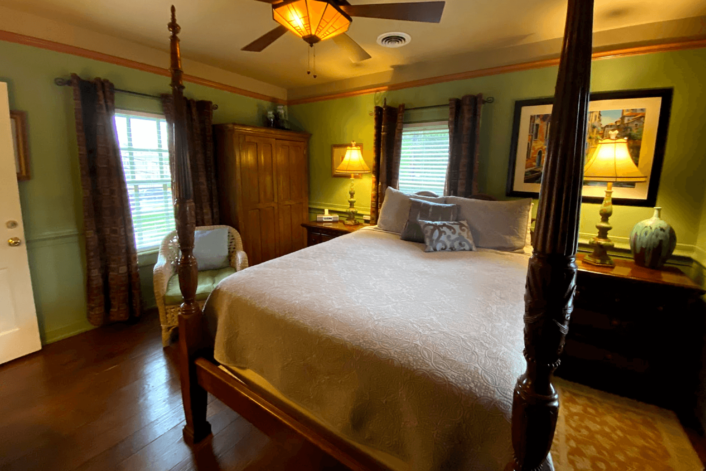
[506,88,673,207]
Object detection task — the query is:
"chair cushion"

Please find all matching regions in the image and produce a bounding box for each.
[164,267,236,305]
[194,228,230,270]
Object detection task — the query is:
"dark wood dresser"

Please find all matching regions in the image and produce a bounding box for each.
[557,253,706,416]
[301,221,367,247]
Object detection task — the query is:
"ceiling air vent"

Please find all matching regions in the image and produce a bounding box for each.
[377,32,411,48]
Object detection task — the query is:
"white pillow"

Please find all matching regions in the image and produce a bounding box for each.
[377,187,445,234]
[193,228,230,270]
[446,197,532,251]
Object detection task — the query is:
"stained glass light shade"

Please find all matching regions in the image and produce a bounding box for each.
[583,137,647,183]
[273,0,351,45]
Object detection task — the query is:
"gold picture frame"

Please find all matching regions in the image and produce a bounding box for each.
[331,143,363,178]
[11,111,30,181]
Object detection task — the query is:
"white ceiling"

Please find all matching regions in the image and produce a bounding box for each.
[2,0,706,91]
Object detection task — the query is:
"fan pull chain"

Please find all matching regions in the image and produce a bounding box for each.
[307,44,311,75]
[313,44,317,79]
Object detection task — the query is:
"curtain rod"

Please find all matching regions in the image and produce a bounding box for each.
[53,78,219,110]
[404,97,495,111]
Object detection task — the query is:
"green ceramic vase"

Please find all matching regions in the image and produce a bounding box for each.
[629,207,677,269]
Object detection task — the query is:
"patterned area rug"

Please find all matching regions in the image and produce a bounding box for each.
[551,379,703,471]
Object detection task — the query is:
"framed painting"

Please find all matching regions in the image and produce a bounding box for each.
[11,110,30,181]
[506,88,673,207]
[332,143,363,178]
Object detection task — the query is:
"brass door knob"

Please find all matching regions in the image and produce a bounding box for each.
[8,237,21,247]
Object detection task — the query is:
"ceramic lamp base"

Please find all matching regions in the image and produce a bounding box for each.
[584,182,615,267]
[584,242,615,267]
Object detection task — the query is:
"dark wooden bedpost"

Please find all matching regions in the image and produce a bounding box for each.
[169,6,213,445]
[508,0,594,470]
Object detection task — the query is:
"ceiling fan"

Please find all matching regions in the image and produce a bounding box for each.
[242,0,446,63]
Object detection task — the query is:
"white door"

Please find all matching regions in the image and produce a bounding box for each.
[0,82,41,364]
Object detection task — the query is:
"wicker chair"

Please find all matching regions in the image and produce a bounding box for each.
[153,225,248,346]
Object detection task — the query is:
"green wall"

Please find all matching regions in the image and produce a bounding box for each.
[1,40,274,344]
[289,47,706,257]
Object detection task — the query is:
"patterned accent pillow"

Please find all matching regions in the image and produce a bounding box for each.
[400,199,458,242]
[420,220,476,252]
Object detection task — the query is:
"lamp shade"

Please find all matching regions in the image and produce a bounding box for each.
[273,0,351,45]
[336,142,370,174]
[583,137,647,183]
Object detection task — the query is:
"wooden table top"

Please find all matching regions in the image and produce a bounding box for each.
[301,220,369,234]
[576,253,704,293]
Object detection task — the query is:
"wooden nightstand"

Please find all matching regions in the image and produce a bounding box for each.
[301,221,368,247]
[557,253,706,415]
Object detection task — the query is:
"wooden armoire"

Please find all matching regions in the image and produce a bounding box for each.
[214,124,310,266]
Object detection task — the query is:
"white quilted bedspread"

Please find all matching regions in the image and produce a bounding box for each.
[204,227,529,470]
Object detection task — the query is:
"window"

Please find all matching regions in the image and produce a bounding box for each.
[114,111,175,252]
[398,121,450,195]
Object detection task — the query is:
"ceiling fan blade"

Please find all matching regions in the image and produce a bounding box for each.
[340,2,445,23]
[242,25,288,52]
[333,33,372,62]
[252,0,282,3]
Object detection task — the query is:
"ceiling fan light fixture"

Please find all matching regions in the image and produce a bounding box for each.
[273,0,352,45]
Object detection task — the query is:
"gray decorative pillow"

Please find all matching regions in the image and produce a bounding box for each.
[400,199,458,242]
[193,228,229,270]
[420,220,476,252]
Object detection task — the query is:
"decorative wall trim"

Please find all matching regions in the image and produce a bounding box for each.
[309,201,371,215]
[0,30,286,105]
[288,38,706,106]
[3,29,704,108]
[578,231,703,267]
[26,229,81,245]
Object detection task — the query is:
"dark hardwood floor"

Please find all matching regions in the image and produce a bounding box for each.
[0,312,346,471]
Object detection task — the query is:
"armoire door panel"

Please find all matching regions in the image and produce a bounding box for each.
[289,202,306,251]
[259,206,278,263]
[258,141,276,205]
[290,144,305,201]
[245,209,263,265]
[278,204,293,256]
[241,140,261,206]
[275,144,292,203]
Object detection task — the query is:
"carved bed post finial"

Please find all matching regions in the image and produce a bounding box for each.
[508,0,594,470]
[169,6,212,446]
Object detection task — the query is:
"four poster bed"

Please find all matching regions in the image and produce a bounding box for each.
[167,0,594,468]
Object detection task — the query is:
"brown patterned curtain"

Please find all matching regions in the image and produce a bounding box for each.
[445,94,483,197]
[161,95,219,226]
[70,74,141,326]
[370,104,405,224]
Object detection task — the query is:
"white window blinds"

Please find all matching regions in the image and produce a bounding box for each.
[398,121,450,196]
[114,112,175,252]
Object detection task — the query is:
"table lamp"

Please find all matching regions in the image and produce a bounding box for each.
[583,131,647,266]
[336,141,370,225]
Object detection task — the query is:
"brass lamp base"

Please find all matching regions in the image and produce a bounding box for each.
[344,174,360,226]
[584,182,615,267]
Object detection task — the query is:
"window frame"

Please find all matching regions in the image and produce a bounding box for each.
[114,109,175,254]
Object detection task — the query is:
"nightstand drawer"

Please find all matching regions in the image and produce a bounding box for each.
[307,232,321,246]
